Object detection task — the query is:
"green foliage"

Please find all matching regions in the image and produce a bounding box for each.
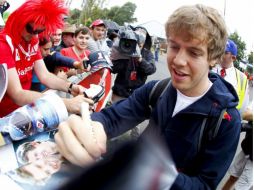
[3,11,10,22]
[68,1,137,26]
[228,32,246,69]
[85,18,92,28]
[105,2,137,25]
[247,51,253,63]
[78,0,107,26]
[68,9,81,25]
[247,51,253,75]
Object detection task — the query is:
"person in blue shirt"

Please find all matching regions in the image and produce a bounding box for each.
[55,4,241,189]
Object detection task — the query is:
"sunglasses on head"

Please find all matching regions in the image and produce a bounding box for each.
[25,23,45,35]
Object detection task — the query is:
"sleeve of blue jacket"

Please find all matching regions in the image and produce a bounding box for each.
[44,51,75,73]
[91,81,155,137]
[52,51,75,68]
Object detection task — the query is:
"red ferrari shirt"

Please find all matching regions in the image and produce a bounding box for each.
[60,47,90,72]
[0,33,42,117]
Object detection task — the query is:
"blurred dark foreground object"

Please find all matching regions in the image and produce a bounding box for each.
[59,136,178,190]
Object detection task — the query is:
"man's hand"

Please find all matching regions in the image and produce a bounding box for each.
[73,61,84,70]
[63,95,93,114]
[56,70,68,80]
[133,55,142,63]
[70,84,86,97]
[138,56,142,62]
[66,68,77,77]
[55,114,107,166]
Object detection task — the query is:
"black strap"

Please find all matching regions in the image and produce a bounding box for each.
[149,78,170,110]
[198,108,227,152]
[148,78,227,153]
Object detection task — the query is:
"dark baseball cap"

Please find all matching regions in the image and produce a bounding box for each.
[88,51,112,73]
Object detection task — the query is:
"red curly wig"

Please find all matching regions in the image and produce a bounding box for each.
[3,0,68,45]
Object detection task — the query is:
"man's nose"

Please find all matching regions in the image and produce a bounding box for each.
[174,49,187,66]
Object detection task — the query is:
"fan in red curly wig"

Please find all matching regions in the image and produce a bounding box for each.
[3,0,68,46]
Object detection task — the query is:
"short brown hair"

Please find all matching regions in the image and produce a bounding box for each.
[74,26,90,37]
[165,4,228,62]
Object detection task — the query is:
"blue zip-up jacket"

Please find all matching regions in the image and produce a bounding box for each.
[44,51,75,73]
[91,73,241,189]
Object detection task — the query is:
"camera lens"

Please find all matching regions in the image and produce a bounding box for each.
[119,39,137,55]
[124,41,131,48]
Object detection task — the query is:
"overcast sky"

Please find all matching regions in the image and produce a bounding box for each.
[8,0,253,52]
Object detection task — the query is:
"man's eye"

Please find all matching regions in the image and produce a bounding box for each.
[170,46,179,50]
[190,51,201,57]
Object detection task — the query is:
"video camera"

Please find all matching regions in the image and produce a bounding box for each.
[114,26,141,58]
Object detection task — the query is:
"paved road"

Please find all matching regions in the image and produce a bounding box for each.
[147,53,169,82]
[137,53,168,133]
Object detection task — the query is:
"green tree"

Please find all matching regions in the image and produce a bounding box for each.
[68,9,81,25]
[68,1,137,26]
[247,51,253,63]
[80,0,107,26]
[228,31,246,68]
[247,51,253,75]
[105,2,137,25]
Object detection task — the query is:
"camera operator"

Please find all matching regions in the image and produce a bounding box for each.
[111,26,156,103]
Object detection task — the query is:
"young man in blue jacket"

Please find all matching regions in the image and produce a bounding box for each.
[55,4,241,189]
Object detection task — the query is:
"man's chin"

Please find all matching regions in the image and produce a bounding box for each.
[54,42,61,46]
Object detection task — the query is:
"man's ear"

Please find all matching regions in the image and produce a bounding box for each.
[209,60,217,69]
[232,55,237,61]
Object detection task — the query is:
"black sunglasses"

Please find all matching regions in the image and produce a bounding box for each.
[25,23,45,35]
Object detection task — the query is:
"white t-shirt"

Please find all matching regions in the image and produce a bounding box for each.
[172,82,213,117]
